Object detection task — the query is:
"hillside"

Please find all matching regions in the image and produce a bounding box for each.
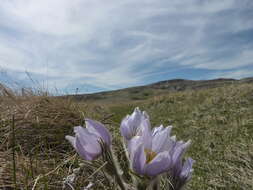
[0,79,253,189]
[69,77,253,103]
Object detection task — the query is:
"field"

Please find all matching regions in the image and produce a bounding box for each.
[0,82,253,189]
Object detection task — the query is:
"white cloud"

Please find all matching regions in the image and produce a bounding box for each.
[1,0,111,37]
[194,49,253,70]
[212,69,253,79]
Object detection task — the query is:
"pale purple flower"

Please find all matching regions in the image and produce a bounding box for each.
[167,139,194,190]
[168,157,195,190]
[128,122,173,177]
[120,107,149,141]
[170,139,191,166]
[66,119,111,161]
[180,157,195,181]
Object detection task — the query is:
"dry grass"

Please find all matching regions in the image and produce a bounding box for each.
[0,83,253,189]
[0,86,115,189]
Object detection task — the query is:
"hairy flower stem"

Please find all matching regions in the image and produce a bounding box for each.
[136,177,161,190]
[122,138,130,162]
[122,138,138,186]
[109,148,127,190]
[102,144,127,190]
[136,182,149,190]
[151,177,160,190]
[136,179,154,190]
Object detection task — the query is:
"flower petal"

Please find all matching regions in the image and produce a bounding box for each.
[120,115,133,140]
[132,144,146,175]
[127,108,143,133]
[128,136,142,158]
[75,135,100,160]
[85,119,111,146]
[180,157,195,180]
[73,126,102,160]
[170,135,177,142]
[171,140,191,164]
[141,119,152,150]
[145,151,171,177]
[152,125,164,136]
[65,135,76,148]
[142,111,150,120]
[152,126,172,153]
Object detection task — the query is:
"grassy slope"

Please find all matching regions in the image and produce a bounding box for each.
[69,78,253,103]
[0,82,253,189]
[108,83,253,189]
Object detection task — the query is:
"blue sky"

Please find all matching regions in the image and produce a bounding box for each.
[0,0,253,94]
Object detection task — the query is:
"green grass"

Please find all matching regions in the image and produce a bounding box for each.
[1,83,253,189]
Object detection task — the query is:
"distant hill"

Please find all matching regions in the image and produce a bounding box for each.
[68,77,253,103]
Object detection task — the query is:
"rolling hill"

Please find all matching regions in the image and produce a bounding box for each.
[69,77,253,102]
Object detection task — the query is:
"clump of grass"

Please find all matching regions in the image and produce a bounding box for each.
[0,85,114,189]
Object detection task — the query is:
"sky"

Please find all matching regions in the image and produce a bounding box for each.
[0,0,253,94]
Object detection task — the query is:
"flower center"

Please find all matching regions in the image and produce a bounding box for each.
[145,149,157,163]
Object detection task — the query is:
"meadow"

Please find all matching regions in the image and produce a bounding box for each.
[0,82,252,189]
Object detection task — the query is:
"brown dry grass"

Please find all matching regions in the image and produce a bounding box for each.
[0,85,115,189]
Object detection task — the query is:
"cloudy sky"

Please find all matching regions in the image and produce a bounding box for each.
[0,0,253,94]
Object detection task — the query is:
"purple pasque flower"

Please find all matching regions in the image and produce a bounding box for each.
[168,157,195,190]
[168,139,194,190]
[180,157,195,182]
[66,119,111,161]
[128,121,173,178]
[120,107,149,141]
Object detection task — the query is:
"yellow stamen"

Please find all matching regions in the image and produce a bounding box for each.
[145,149,157,163]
